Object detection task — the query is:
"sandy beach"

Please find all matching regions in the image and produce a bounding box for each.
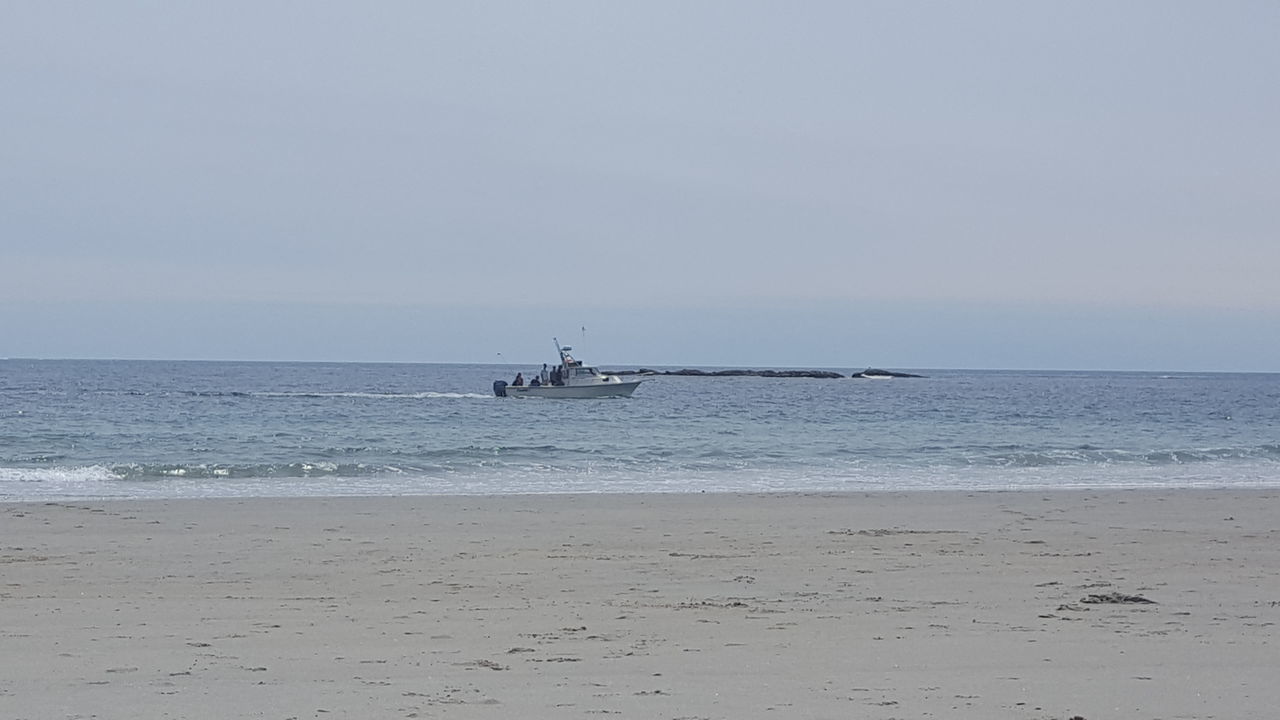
[3,490,1278,719]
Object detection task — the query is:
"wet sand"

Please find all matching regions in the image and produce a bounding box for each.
[3,489,1279,719]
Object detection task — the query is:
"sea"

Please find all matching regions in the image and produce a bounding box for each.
[2,359,1278,502]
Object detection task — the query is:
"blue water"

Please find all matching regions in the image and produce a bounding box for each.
[2,359,1278,501]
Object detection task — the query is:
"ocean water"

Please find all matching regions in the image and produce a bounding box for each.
[1,359,1278,501]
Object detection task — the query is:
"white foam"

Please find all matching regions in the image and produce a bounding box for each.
[0,465,131,501]
[0,465,120,484]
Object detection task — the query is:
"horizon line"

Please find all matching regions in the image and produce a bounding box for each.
[3,356,1276,375]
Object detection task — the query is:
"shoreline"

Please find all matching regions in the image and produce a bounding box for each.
[8,473,1280,504]
[5,488,1279,718]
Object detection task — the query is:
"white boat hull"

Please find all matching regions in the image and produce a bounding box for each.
[503,380,642,399]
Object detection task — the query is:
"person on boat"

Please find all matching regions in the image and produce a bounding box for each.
[529,376,541,387]
[513,372,524,386]
[550,366,562,386]
[540,363,550,385]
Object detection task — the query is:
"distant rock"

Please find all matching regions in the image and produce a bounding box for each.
[854,368,925,378]
[603,368,845,379]
[758,369,846,379]
[669,368,846,379]
[1080,592,1156,605]
[601,367,924,379]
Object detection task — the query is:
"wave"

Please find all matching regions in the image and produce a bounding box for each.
[971,444,1280,468]
[5,444,1278,484]
[110,461,432,480]
[6,454,1280,502]
[0,465,120,484]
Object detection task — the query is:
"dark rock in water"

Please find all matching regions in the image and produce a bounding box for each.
[665,368,845,379]
[855,368,925,378]
[757,369,845,379]
[602,368,845,379]
[1080,592,1156,605]
[602,367,916,380]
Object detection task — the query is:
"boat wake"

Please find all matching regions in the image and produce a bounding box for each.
[139,390,494,400]
[254,391,492,400]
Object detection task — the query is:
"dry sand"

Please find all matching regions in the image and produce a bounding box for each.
[3,490,1278,719]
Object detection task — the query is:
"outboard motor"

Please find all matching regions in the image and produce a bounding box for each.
[492,380,508,397]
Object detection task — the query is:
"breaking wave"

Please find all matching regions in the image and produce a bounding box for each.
[971,443,1280,468]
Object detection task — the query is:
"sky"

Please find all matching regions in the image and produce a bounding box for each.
[2,2,1277,370]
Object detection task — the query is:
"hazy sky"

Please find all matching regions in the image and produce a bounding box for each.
[3,3,1277,370]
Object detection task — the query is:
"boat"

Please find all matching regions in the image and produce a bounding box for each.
[493,339,643,399]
